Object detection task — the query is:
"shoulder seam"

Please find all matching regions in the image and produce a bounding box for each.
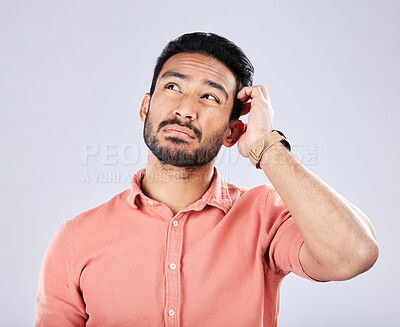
[257,186,273,251]
[65,221,79,288]
[257,186,287,281]
[257,186,273,217]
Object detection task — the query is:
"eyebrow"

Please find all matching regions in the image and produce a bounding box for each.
[160,70,229,100]
[203,79,228,100]
[160,71,190,81]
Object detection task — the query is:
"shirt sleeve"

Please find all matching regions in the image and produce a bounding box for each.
[35,221,87,326]
[262,187,319,281]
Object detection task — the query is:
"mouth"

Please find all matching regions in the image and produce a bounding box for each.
[163,124,196,139]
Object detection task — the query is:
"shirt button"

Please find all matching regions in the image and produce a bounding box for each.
[172,220,179,227]
[147,200,153,205]
[169,263,177,270]
[168,309,175,316]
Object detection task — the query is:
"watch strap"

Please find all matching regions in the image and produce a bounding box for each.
[248,130,290,169]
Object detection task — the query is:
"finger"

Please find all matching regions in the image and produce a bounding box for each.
[259,85,271,104]
[237,86,265,101]
[236,86,254,100]
[236,89,251,102]
[238,96,252,105]
[236,91,252,105]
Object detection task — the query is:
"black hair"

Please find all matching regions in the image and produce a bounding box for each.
[149,32,254,121]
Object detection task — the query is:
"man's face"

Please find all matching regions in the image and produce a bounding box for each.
[141,52,237,168]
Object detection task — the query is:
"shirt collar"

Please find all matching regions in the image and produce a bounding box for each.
[127,166,233,214]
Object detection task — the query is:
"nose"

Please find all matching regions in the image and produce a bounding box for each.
[174,96,198,120]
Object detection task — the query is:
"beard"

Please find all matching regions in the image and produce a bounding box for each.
[143,108,228,168]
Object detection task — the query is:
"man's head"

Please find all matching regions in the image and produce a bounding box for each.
[149,32,254,121]
[140,32,254,168]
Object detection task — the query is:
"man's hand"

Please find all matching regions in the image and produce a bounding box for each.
[236,85,274,157]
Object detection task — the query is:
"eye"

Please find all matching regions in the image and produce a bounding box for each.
[202,94,220,103]
[165,83,180,92]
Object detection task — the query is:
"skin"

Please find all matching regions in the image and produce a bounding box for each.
[139,53,243,215]
[139,52,379,281]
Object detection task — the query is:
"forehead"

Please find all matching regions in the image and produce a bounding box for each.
[158,52,237,94]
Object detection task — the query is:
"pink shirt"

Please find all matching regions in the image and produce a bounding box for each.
[35,167,314,326]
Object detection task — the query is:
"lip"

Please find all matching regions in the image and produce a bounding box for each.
[163,124,196,139]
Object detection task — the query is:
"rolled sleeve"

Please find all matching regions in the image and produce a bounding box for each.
[262,187,324,282]
[35,222,87,326]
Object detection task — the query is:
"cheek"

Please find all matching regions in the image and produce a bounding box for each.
[204,109,230,127]
[202,117,230,139]
[149,96,175,118]
[144,111,159,134]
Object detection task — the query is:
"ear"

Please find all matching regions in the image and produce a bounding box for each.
[222,120,245,148]
[139,93,151,122]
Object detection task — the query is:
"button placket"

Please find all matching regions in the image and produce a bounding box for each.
[164,215,184,326]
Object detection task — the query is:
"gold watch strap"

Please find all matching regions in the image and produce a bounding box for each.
[248,130,284,169]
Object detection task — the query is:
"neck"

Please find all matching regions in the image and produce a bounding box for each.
[141,153,215,215]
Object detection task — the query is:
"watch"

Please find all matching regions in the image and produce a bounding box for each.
[248,130,291,169]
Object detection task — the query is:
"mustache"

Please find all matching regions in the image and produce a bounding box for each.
[157,118,202,140]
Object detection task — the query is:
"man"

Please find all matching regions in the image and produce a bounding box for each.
[35,32,378,326]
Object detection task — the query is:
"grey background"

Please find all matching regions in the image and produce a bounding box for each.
[1,0,399,325]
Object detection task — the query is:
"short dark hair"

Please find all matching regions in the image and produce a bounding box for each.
[149,32,254,121]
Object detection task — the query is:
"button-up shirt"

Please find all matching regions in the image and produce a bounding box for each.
[35,167,314,326]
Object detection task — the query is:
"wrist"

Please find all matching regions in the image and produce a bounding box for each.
[248,130,291,169]
[258,142,289,167]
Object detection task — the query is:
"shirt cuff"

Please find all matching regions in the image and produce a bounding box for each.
[290,231,329,283]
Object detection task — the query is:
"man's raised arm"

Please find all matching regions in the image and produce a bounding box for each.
[235,85,378,282]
